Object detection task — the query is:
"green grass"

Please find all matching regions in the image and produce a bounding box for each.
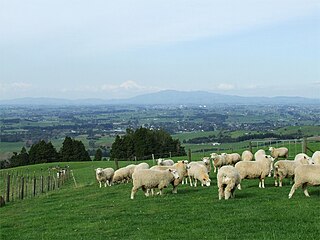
[1,161,320,239]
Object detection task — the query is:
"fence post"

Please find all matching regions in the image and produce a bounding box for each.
[114,158,119,170]
[21,177,24,200]
[33,175,36,197]
[302,138,307,154]
[6,174,10,203]
[249,141,253,153]
[47,176,50,192]
[152,154,155,165]
[134,156,137,163]
[188,148,192,162]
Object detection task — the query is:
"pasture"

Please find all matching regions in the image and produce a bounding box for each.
[1,159,320,240]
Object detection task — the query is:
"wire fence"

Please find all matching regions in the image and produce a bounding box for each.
[0,167,71,207]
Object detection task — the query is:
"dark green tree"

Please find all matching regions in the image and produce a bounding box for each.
[94,148,103,161]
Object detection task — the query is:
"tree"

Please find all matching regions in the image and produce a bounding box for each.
[60,137,90,162]
[94,148,103,161]
[110,127,186,161]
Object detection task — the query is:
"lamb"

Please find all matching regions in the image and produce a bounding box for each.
[95,167,115,187]
[211,153,227,173]
[274,153,313,187]
[235,155,274,189]
[222,153,241,166]
[217,166,241,200]
[130,168,179,199]
[312,151,320,165]
[269,147,288,160]
[241,150,253,161]
[157,158,174,166]
[288,165,320,199]
[150,160,188,193]
[187,162,211,187]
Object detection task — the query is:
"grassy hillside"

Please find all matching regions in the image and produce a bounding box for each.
[1,160,320,239]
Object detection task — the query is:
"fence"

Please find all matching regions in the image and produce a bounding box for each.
[0,167,71,207]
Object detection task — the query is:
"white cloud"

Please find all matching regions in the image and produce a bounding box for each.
[217,83,235,91]
[102,80,160,92]
[11,82,32,90]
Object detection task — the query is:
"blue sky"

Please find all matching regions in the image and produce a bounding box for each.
[0,0,319,99]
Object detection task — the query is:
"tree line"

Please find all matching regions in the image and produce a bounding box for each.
[1,137,91,169]
[110,128,186,160]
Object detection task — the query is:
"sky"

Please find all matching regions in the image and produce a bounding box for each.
[0,0,319,100]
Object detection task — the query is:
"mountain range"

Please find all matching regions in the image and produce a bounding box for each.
[0,90,319,106]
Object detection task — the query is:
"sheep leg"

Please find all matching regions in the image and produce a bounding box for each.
[131,187,139,199]
[214,166,217,173]
[99,181,102,188]
[302,183,310,197]
[225,189,231,200]
[218,187,224,200]
[194,178,197,187]
[189,176,193,187]
[104,181,107,187]
[261,178,265,188]
[237,183,242,190]
[279,177,283,187]
[288,183,301,199]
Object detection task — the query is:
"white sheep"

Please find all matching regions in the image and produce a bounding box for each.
[95,168,115,187]
[211,153,227,173]
[241,150,253,161]
[150,160,188,193]
[112,165,132,184]
[187,162,211,187]
[254,149,266,160]
[269,147,288,159]
[217,166,241,200]
[235,155,274,189]
[134,162,150,172]
[157,158,175,166]
[130,168,179,199]
[312,151,320,164]
[288,165,320,199]
[274,153,313,187]
[222,153,241,166]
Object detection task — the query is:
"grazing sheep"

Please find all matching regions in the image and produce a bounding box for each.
[254,149,266,160]
[217,166,241,200]
[130,169,179,199]
[134,162,150,172]
[222,153,241,166]
[241,150,253,161]
[157,158,175,166]
[95,168,115,187]
[150,160,188,193]
[187,162,211,187]
[112,166,131,184]
[269,147,289,159]
[312,151,320,165]
[235,155,274,189]
[288,165,320,199]
[274,154,313,187]
[211,153,227,173]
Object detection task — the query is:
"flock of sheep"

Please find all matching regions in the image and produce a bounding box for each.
[95,147,320,200]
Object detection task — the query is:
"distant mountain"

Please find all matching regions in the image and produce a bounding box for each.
[109,90,319,105]
[0,90,318,106]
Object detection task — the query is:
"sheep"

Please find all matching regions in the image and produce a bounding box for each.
[288,165,320,199]
[130,168,179,199]
[274,153,313,187]
[254,149,266,160]
[235,155,274,189]
[112,165,132,184]
[217,166,241,200]
[312,151,320,165]
[269,147,288,160]
[157,158,174,166]
[211,153,227,173]
[187,162,211,187]
[241,150,253,161]
[150,160,188,193]
[222,153,241,166]
[95,167,115,187]
[134,162,150,172]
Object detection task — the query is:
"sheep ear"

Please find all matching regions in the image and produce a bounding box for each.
[168,169,172,172]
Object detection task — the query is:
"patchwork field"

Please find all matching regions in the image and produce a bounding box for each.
[1,160,319,240]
